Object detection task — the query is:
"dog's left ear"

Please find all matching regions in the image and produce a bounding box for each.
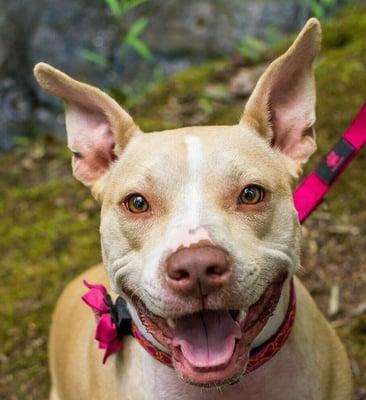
[241,18,321,169]
[34,63,141,197]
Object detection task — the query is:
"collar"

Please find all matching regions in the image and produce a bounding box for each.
[82,279,296,374]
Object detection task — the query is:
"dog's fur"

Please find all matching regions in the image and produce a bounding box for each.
[34,18,353,400]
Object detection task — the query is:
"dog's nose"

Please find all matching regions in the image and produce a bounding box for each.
[165,246,231,295]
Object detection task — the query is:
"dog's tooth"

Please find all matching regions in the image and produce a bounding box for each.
[237,310,246,322]
[167,318,176,329]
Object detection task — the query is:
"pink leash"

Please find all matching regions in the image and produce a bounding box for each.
[294,103,366,223]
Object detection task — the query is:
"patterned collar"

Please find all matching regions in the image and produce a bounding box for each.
[82,279,296,374]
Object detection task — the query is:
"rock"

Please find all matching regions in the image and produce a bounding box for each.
[0,78,34,150]
[229,64,267,97]
[29,0,120,87]
[203,84,232,101]
[142,0,310,58]
[0,0,344,149]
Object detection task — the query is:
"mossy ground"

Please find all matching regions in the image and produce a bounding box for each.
[0,143,101,399]
[1,5,366,399]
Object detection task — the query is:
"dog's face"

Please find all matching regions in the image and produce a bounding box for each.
[35,18,321,387]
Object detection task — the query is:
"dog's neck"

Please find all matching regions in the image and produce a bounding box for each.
[128,279,292,399]
[252,277,291,347]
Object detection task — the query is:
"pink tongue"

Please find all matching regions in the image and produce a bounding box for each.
[173,311,242,368]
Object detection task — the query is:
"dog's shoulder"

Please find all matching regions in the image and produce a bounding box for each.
[51,263,109,337]
[292,276,353,400]
[59,263,109,303]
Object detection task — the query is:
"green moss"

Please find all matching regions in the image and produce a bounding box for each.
[132,60,231,131]
[309,7,366,219]
[0,142,101,398]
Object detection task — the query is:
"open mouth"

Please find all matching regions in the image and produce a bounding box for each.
[132,275,287,387]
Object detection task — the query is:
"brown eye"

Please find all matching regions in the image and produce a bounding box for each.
[125,194,149,213]
[239,185,265,205]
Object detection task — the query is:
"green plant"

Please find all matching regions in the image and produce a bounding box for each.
[309,0,338,20]
[82,50,109,67]
[106,0,147,20]
[238,36,268,63]
[238,27,283,63]
[123,17,153,61]
[82,0,152,67]
[13,135,31,147]
[109,63,165,108]
[238,0,340,63]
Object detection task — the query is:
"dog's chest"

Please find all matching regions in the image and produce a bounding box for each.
[130,345,315,400]
[232,364,314,400]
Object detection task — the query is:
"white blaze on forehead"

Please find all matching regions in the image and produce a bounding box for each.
[167,135,211,252]
[184,135,202,226]
[142,134,212,285]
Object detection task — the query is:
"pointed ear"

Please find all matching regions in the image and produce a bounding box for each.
[34,63,141,191]
[241,18,321,168]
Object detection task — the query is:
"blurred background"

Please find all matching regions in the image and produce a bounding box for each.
[0,0,365,398]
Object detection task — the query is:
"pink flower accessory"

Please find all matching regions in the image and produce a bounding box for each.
[82,281,131,363]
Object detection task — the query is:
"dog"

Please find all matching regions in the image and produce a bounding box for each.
[34,18,352,400]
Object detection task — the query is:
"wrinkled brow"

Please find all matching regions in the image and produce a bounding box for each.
[217,159,275,191]
[112,161,183,201]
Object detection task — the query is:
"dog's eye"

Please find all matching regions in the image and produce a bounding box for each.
[239,185,265,205]
[125,194,149,213]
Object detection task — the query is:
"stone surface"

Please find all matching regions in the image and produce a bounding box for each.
[143,0,310,57]
[229,64,267,97]
[0,0,343,149]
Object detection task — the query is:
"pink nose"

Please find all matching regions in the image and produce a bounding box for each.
[165,246,231,295]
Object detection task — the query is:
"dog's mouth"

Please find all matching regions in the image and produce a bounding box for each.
[132,275,287,387]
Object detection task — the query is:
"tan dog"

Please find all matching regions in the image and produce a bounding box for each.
[34,18,352,400]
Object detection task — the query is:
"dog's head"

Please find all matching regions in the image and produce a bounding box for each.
[35,19,321,387]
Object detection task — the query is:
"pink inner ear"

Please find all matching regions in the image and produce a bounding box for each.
[66,103,116,185]
[269,72,316,164]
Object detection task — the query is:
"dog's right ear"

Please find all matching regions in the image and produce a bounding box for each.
[241,18,321,175]
[34,63,141,196]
